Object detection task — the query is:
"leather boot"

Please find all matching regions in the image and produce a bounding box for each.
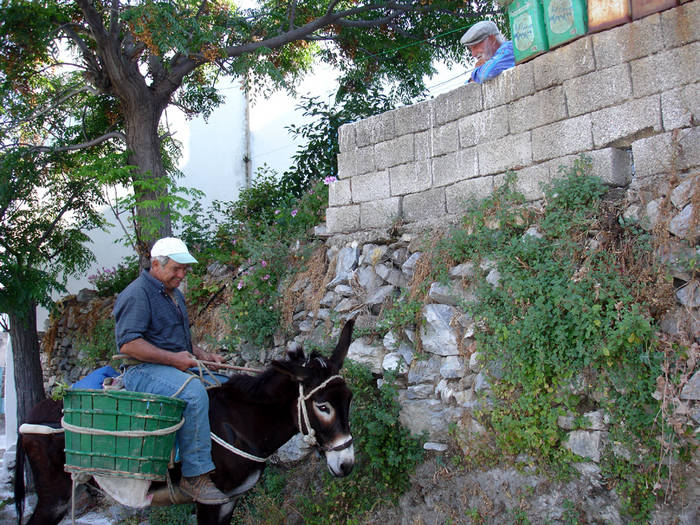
[179,473,229,504]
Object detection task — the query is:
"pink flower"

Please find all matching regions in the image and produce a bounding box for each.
[323,176,337,185]
[274,209,281,215]
[262,274,270,281]
[261,260,267,267]
[291,209,298,217]
[237,280,244,290]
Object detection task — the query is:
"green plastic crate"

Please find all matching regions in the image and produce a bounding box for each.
[541,0,588,48]
[508,0,550,63]
[63,389,185,480]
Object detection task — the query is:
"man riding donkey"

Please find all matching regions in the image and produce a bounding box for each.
[113,237,228,504]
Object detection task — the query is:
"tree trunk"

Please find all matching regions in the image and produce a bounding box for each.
[124,104,172,268]
[9,305,46,426]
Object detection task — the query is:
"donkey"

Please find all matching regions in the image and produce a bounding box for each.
[15,320,355,525]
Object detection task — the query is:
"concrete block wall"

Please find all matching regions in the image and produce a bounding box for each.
[327,2,700,233]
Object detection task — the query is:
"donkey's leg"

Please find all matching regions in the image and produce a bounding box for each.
[196,498,239,525]
[23,433,72,525]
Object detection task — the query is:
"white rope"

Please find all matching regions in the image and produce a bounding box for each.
[297,375,343,447]
[19,423,65,435]
[210,432,269,463]
[61,417,184,437]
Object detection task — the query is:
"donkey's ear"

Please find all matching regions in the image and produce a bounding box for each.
[286,341,305,362]
[272,360,312,382]
[329,319,355,369]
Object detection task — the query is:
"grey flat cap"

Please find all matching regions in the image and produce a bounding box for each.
[460,20,499,46]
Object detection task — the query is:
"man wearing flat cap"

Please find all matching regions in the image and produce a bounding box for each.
[461,20,515,84]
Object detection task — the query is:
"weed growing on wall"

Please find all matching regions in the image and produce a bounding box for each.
[180,175,329,347]
[87,256,139,297]
[427,157,682,522]
[73,317,117,368]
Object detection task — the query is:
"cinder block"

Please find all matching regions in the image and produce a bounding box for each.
[591,95,662,147]
[326,205,360,233]
[508,87,568,134]
[355,112,396,147]
[477,132,532,175]
[483,61,536,109]
[356,145,375,175]
[415,130,432,161]
[458,106,509,148]
[337,151,356,179]
[564,64,633,117]
[328,178,352,206]
[352,171,391,203]
[395,99,433,135]
[632,127,700,179]
[532,36,596,90]
[434,82,483,125]
[513,163,552,201]
[360,197,402,229]
[532,115,593,162]
[661,1,700,49]
[662,82,700,130]
[551,148,632,187]
[338,123,356,153]
[445,176,496,214]
[592,14,664,69]
[375,134,414,170]
[390,161,432,196]
[433,148,479,187]
[403,188,447,222]
[433,121,460,156]
[631,42,700,97]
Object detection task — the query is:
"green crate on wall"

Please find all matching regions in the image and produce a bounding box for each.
[508,0,550,63]
[63,389,185,480]
[541,0,588,48]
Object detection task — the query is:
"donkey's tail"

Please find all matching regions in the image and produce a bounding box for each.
[14,433,25,525]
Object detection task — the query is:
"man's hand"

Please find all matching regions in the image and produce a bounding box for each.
[171,351,199,371]
[193,345,225,369]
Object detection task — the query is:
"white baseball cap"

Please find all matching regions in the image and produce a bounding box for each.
[150,237,198,264]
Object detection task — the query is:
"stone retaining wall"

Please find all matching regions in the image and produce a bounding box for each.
[327,2,699,233]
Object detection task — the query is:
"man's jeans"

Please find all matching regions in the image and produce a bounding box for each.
[123,363,215,477]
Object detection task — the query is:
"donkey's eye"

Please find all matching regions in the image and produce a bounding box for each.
[315,403,330,414]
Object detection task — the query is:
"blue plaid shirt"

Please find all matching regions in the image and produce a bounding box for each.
[469,41,515,84]
[113,270,192,353]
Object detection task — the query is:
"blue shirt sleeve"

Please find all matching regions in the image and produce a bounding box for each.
[114,284,150,349]
[469,41,515,84]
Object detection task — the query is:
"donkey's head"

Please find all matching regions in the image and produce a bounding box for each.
[273,319,355,477]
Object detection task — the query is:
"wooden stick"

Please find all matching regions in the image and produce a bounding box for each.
[111,354,263,374]
[199,361,264,374]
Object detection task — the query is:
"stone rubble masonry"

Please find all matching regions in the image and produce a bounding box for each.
[328,4,699,234]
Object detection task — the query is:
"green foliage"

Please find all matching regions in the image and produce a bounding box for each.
[87,256,139,297]
[50,381,70,401]
[426,157,669,522]
[148,503,195,525]
[74,318,117,369]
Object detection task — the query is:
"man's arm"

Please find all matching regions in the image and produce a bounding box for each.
[120,338,198,371]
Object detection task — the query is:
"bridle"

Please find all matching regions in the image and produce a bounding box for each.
[211,373,353,462]
[296,375,353,452]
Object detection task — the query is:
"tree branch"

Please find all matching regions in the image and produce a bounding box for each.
[28,131,126,153]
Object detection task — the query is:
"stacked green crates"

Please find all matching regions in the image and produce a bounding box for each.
[507,0,550,63]
[63,389,185,480]
[541,0,588,48]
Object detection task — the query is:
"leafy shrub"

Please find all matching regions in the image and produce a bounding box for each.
[87,256,138,297]
[73,317,117,368]
[427,157,674,521]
